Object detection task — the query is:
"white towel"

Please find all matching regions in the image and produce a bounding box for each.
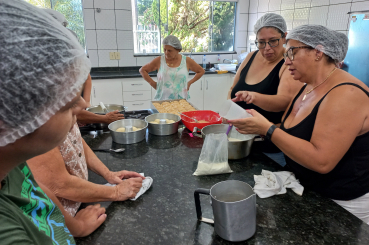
[253,170,304,198]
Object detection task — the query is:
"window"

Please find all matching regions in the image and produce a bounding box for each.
[132,0,236,54]
[24,0,85,48]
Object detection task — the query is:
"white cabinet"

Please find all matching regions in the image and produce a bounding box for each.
[91,79,123,106]
[188,76,204,110]
[122,78,152,110]
[202,74,232,112]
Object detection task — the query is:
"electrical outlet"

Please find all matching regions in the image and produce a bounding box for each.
[115,52,120,60]
[109,52,115,60]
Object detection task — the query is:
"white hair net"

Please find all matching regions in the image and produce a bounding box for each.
[163,35,182,51]
[286,24,349,64]
[0,0,91,147]
[43,8,68,27]
[254,13,287,35]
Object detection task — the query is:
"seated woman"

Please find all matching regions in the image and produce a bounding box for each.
[228,13,303,166]
[139,35,205,100]
[228,24,369,224]
[0,1,108,243]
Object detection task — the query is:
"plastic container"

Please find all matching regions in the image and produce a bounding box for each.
[218,64,236,71]
[180,110,222,132]
[203,55,206,69]
[218,100,252,120]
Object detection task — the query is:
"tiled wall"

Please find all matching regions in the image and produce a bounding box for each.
[240,0,369,52]
[83,0,249,68]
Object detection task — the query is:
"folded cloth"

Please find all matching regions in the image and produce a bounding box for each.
[104,173,153,201]
[253,170,304,198]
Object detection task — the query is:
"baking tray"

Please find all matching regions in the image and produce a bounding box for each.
[150,99,199,113]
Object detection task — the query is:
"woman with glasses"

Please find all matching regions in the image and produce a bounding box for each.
[228,13,302,166]
[228,24,369,224]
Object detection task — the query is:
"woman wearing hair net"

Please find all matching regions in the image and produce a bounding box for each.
[228,13,303,166]
[229,24,369,224]
[0,1,107,243]
[139,35,205,100]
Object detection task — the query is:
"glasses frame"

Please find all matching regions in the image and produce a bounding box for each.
[284,46,314,61]
[255,36,283,49]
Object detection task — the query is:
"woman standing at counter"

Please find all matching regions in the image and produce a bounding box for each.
[229,25,369,224]
[139,35,205,100]
[228,13,303,165]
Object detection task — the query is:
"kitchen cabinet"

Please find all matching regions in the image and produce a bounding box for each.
[91,79,123,106]
[188,75,204,110]
[122,78,152,110]
[203,74,232,112]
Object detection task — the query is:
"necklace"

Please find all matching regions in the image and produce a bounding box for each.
[302,67,337,101]
[166,55,178,67]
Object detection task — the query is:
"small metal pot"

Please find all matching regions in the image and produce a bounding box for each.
[145,113,180,136]
[108,119,148,144]
[86,104,126,130]
[201,124,255,159]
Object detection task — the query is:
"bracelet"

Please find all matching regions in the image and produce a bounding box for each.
[265,124,277,141]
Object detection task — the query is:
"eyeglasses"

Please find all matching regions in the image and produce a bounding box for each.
[255,37,282,49]
[284,46,313,61]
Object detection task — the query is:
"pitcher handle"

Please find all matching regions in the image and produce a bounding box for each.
[194,188,214,224]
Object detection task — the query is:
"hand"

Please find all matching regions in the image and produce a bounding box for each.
[105,170,145,185]
[104,110,125,124]
[114,177,143,201]
[232,91,257,104]
[227,109,272,135]
[187,82,191,91]
[73,204,107,237]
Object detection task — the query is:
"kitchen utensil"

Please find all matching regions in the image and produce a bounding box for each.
[180,110,222,132]
[202,124,255,159]
[99,102,110,113]
[91,148,125,153]
[194,180,256,242]
[145,113,180,136]
[108,119,148,144]
[179,112,198,123]
[219,100,252,120]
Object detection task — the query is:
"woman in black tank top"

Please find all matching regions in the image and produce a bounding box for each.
[228,25,369,224]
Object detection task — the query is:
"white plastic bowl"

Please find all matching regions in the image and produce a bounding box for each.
[218,64,236,71]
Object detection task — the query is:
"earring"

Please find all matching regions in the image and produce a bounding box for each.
[316,57,320,61]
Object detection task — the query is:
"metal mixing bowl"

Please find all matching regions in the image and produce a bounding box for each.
[108,119,148,144]
[201,124,255,159]
[145,113,181,136]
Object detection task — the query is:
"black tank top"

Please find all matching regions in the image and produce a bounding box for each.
[231,50,285,153]
[281,83,369,200]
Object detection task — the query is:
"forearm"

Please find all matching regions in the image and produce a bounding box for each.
[253,94,291,112]
[140,69,157,89]
[188,71,204,86]
[82,139,111,178]
[77,110,108,124]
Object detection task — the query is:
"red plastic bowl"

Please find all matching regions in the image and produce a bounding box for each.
[181,110,222,132]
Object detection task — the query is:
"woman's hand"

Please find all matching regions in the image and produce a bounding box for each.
[187,82,191,91]
[227,109,273,135]
[232,91,257,104]
[104,110,125,124]
[105,170,145,185]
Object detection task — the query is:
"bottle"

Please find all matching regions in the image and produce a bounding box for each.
[203,55,206,69]
[217,54,221,63]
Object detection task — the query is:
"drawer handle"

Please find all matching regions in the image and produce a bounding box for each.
[131,84,143,86]
[132,93,144,96]
[132,103,144,105]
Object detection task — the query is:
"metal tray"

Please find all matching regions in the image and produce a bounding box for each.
[150,99,199,113]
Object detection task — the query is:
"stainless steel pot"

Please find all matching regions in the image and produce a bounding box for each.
[86,104,126,130]
[201,124,255,159]
[108,119,148,144]
[145,113,180,136]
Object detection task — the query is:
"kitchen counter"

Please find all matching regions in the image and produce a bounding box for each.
[75,128,369,245]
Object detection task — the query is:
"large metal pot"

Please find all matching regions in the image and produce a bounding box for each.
[86,104,126,130]
[201,124,255,159]
[145,113,180,136]
[108,119,148,144]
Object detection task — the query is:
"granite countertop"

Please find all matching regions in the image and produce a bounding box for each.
[90,67,236,79]
[75,127,369,245]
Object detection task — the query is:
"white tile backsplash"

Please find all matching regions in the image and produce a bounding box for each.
[329,0,352,5]
[118,50,136,66]
[281,0,296,10]
[236,31,247,48]
[83,0,93,9]
[96,30,117,49]
[258,0,269,13]
[248,13,258,32]
[238,14,249,31]
[83,8,95,29]
[137,56,157,66]
[293,8,309,28]
[295,0,311,9]
[94,0,115,9]
[115,0,132,10]
[85,30,97,50]
[98,50,119,67]
[269,0,282,11]
[249,0,258,13]
[311,0,329,7]
[281,9,295,30]
[117,31,134,50]
[115,10,133,30]
[95,9,116,29]
[351,1,369,12]
[88,49,99,67]
[327,3,351,30]
[257,12,266,19]
[238,0,250,14]
[309,6,329,25]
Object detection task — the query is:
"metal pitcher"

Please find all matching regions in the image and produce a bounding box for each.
[194,180,256,242]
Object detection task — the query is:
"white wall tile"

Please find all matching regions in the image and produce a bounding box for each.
[351,1,369,12]
[236,31,247,47]
[83,9,95,29]
[295,0,311,9]
[118,50,136,66]
[247,31,256,50]
[352,0,367,2]
[83,0,93,8]
[311,0,329,7]
[191,55,203,64]
[115,0,132,10]
[94,0,115,9]
[98,50,119,67]
[268,10,281,15]
[329,0,352,4]
[115,10,133,30]
[238,0,250,14]
[281,9,294,30]
[137,56,157,66]
[249,0,258,13]
[258,0,269,13]
[237,14,249,31]
[293,8,309,28]
[281,0,296,10]
[85,30,97,49]
[95,10,116,29]
[248,13,258,32]
[96,30,117,49]
[269,0,282,11]
[117,31,134,49]
[88,50,99,67]
[257,12,266,20]
[327,3,351,30]
[309,6,328,25]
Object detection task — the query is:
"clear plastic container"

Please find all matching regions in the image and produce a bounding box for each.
[218,100,252,120]
[203,55,206,69]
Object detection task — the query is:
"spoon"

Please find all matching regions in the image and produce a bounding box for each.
[179,112,198,123]
[99,102,110,113]
[91,148,125,153]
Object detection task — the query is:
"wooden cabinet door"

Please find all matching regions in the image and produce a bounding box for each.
[188,76,204,110]
[203,75,230,112]
[91,79,123,106]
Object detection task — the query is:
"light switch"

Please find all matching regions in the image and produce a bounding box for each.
[115,52,121,60]
[109,52,115,60]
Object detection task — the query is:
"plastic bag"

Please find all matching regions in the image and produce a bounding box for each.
[193,133,233,176]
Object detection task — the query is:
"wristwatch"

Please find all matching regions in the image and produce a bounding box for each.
[265,125,277,140]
